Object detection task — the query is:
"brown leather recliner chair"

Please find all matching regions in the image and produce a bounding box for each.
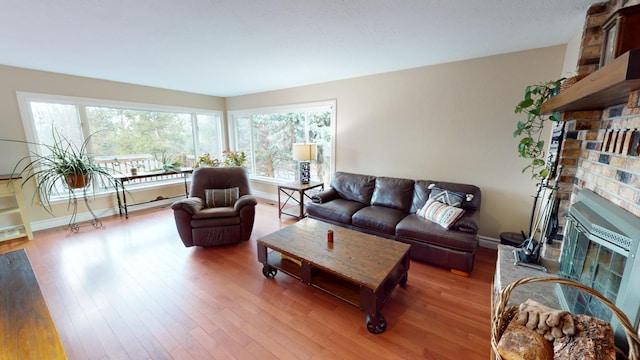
[171,166,257,247]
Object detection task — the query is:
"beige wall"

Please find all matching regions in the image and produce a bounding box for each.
[1,45,566,238]
[0,65,225,227]
[227,45,567,239]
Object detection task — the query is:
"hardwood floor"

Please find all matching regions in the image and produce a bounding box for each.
[0,199,497,360]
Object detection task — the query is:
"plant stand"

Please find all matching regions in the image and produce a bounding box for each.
[66,189,102,235]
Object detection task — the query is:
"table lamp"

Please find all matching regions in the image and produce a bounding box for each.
[292,143,317,184]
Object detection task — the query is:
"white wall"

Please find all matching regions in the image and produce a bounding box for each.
[227,45,567,239]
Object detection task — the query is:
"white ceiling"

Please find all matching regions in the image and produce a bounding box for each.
[1,0,599,97]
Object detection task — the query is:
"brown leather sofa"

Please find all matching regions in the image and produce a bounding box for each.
[306,171,481,275]
[171,166,257,247]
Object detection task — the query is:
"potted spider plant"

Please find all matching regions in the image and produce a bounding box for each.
[2,129,120,215]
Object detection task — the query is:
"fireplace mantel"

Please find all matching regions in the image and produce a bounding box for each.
[541,49,640,114]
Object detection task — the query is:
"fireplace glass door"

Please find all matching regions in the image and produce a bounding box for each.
[558,189,640,347]
[558,217,626,323]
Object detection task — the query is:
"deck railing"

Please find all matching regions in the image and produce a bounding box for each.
[93,154,195,186]
[37,154,195,203]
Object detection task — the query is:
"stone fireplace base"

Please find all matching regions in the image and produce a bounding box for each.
[540,240,562,273]
[493,245,560,311]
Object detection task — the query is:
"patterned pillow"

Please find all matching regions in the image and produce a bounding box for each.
[418,199,465,229]
[428,184,473,207]
[205,187,239,208]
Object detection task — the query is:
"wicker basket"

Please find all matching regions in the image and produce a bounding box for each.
[560,74,587,92]
[491,276,640,359]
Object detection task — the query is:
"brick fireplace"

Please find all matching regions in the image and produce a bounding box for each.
[546,0,640,259]
[540,0,640,342]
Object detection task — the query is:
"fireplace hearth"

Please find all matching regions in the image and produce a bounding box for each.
[558,189,640,345]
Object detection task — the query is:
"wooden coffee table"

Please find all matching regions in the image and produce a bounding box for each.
[257,218,410,333]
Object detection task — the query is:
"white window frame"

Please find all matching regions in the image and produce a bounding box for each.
[15,91,225,198]
[228,100,336,184]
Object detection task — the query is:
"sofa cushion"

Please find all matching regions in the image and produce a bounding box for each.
[411,180,481,213]
[190,166,252,200]
[370,177,415,212]
[396,214,478,252]
[306,199,367,225]
[192,206,238,220]
[331,172,376,204]
[352,206,407,235]
[191,209,241,228]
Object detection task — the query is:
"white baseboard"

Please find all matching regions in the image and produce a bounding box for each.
[253,190,277,202]
[30,198,176,232]
[479,235,500,249]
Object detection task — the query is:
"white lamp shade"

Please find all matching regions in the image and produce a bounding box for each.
[292,143,317,161]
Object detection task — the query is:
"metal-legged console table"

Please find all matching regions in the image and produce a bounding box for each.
[115,168,193,218]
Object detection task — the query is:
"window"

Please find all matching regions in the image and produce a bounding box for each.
[228,101,335,184]
[17,92,224,196]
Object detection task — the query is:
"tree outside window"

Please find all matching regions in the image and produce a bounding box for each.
[230,101,335,184]
[18,92,224,195]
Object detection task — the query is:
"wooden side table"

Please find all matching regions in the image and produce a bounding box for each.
[277,181,324,219]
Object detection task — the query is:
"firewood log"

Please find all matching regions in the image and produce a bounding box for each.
[553,314,615,360]
[496,320,554,360]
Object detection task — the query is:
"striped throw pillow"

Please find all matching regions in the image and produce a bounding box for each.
[418,199,465,229]
[205,187,239,208]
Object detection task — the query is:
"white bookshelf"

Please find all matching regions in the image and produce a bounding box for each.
[0,176,33,241]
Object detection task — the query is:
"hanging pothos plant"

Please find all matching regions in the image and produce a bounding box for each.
[514,78,564,180]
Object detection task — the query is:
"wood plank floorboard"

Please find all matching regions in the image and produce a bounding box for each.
[0,199,497,359]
